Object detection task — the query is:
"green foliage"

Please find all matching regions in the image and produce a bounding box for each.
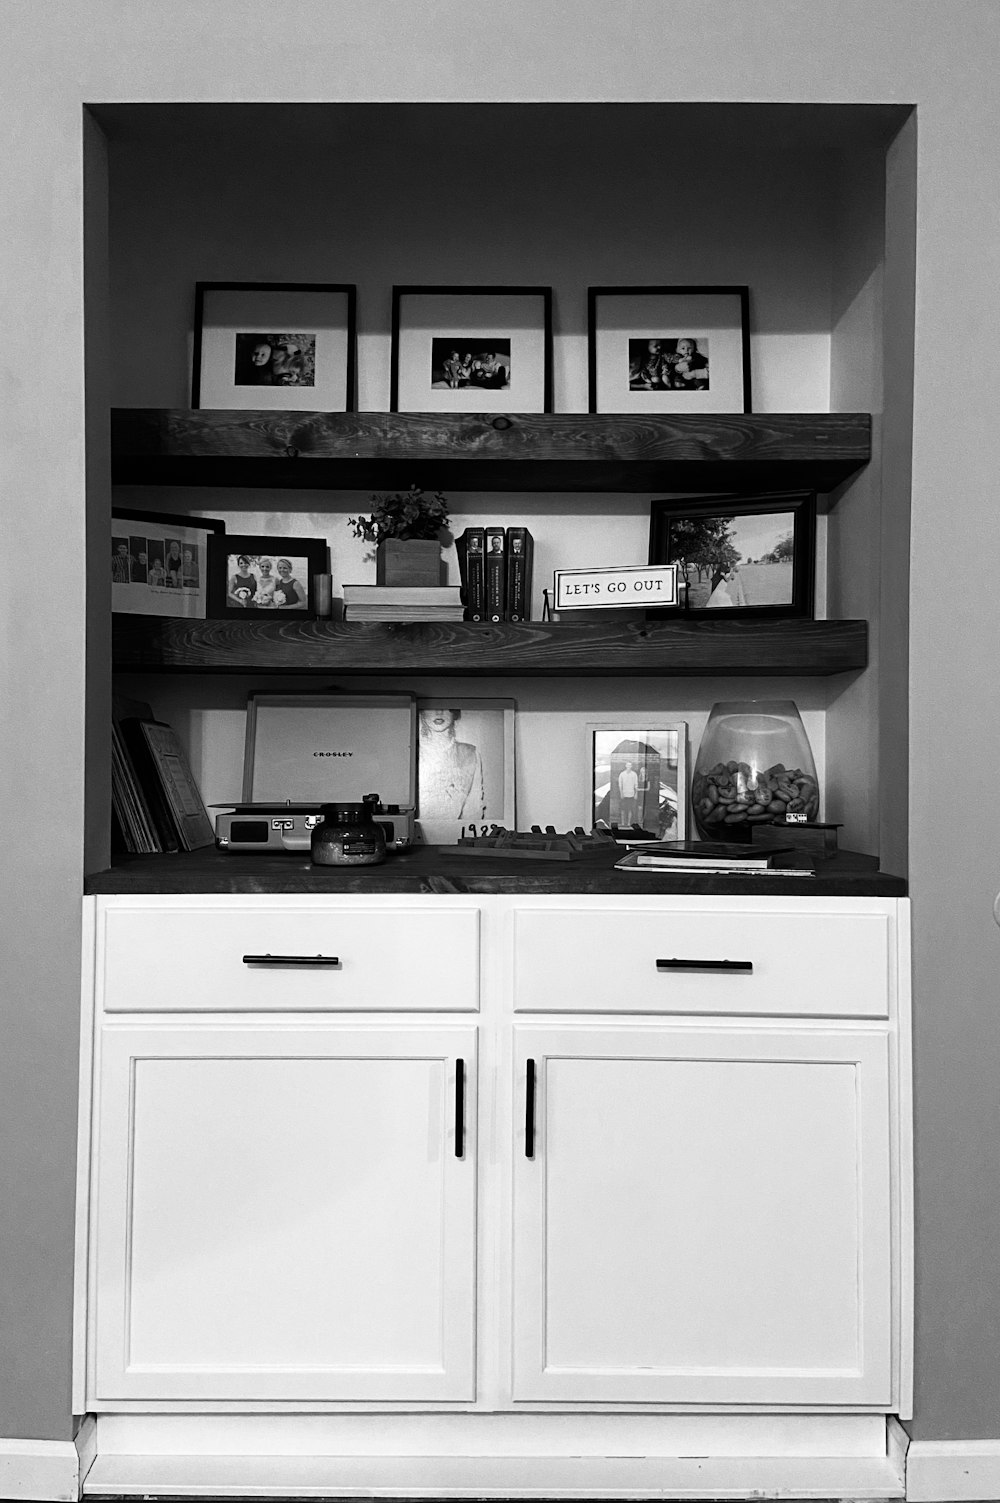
[348,485,450,544]
[765,531,795,562]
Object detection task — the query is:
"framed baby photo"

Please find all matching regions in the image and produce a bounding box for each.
[588,285,751,414]
[206,534,329,620]
[192,281,357,411]
[648,491,816,620]
[390,285,553,413]
[111,508,224,618]
[586,719,688,841]
[416,698,516,845]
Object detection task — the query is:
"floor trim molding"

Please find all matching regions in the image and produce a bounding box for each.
[906,1438,1000,1501]
[0,1424,93,1503]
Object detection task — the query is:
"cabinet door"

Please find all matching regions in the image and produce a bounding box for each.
[512,1024,891,1405]
[91,1023,476,1402]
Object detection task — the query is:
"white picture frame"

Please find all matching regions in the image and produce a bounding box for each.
[416,698,516,844]
[585,718,688,840]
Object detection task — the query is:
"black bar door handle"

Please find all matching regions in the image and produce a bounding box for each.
[455,1058,465,1159]
[525,1058,536,1159]
[242,954,340,967]
[656,957,753,973]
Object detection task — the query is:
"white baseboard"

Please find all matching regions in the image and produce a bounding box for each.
[906,1438,1000,1501]
[0,1425,92,1503]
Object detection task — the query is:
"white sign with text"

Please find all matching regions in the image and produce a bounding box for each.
[553,563,678,611]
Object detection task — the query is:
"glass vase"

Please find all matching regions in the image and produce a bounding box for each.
[691,699,819,843]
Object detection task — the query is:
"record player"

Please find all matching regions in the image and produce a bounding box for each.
[215,693,417,853]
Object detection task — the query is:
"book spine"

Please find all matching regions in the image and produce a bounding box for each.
[505,526,533,622]
[485,526,506,623]
[458,527,486,622]
[118,718,181,852]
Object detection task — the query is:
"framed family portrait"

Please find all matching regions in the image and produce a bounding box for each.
[588,285,751,414]
[206,534,329,620]
[192,281,356,411]
[391,286,553,413]
[416,698,516,844]
[648,491,815,620]
[586,719,688,840]
[111,508,224,618]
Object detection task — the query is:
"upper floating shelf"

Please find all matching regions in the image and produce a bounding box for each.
[110,410,871,495]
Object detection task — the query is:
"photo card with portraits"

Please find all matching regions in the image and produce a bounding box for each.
[648,491,816,619]
[588,285,751,414]
[111,508,224,618]
[391,286,552,413]
[206,533,329,620]
[193,282,356,411]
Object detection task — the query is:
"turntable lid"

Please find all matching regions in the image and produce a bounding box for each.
[242,693,416,807]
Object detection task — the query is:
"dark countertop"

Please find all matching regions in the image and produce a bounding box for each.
[85,846,907,898]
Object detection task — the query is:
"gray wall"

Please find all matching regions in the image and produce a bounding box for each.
[2,0,999,1446]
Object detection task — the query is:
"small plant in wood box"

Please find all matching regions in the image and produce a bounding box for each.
[348,485,451,587]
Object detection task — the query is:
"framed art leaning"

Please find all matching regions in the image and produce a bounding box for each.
[391,286,552,413]
[586,719,688,840]
[588,285,751,414]
[192,281,356,411]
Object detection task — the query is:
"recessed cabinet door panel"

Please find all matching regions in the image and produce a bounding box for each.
[512,1025,891,1405]
[92,1024,476,1402]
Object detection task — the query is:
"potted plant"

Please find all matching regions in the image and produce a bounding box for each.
[348,485,451,587]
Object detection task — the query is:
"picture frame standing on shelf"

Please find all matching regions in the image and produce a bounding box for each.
[192,281,356,411]
[112,508,224,618]
[588,285,751,414]
[648,491,815,620]
[586,719,688,841]
[416,698,516,845]
[206,534,329,620]
[391,285,553,413]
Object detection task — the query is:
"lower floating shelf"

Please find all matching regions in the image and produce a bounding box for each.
[112,615,868,677]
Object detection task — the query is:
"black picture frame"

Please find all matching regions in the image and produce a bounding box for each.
[648,491,815,620]
[192,281,357,411]
[207,534,329,620]
[111,507,224,618]
[588,285,751,414]
[390,285,553,413]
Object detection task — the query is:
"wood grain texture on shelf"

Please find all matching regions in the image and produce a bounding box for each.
[112,615,868,677]
[111,409,871,494]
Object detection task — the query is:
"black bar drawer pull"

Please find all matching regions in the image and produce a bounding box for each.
[525,1058,536,1159]
[656,957,753,973]
[455,1059,465,1159]
[242,954,340,967]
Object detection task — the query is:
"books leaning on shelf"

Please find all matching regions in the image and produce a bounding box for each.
[457,525,534,622]
[341,584,465,622]
[614,839,815,876]
[111,693,214,855]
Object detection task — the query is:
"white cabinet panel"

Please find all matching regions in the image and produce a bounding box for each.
[513,906,891,1017]
[91,1023,476,1402]
[512,1024,892,1405]
[100,902,480,1012]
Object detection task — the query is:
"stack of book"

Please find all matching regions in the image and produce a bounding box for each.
[341,584,465,622]
[614,840,814,876]
[456,526,534,623]
[111,694,215,855]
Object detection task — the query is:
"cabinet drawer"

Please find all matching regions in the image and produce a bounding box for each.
[513,906,890,1018]
[100,903,479,1012]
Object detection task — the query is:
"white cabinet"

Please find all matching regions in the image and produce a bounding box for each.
[511,1023,892,1405]
[90,1021,477,1401]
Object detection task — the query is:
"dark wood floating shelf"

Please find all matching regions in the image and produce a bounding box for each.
[111,409,871,494]
[112,616,868,677]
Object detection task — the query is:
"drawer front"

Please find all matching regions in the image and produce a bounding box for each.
[513,907,890,1018]
[101,903,480,1012]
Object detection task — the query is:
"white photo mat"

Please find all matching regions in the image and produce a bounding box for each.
[416,698,516,844]
[590,290,749,414]
[111,513,220,618]
[194,285,353,410]
[585,719,688,840]
[393,290,550,412]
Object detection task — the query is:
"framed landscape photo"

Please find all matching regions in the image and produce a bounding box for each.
[586,719,688,840]
[416,698,516,845]
[192,281,356,411]
[206,534,329,620]
[588,285,751,414]
[648,491,816,619]
[112,508,224,618]
[391,286,552,413]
